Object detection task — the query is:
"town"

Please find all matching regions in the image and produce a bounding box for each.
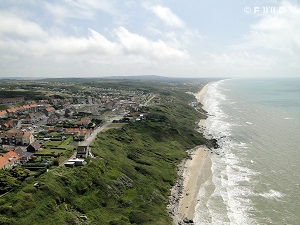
[0,77,209,224]
[0,79,155,171]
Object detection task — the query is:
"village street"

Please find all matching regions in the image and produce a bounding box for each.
[60,115,124,166]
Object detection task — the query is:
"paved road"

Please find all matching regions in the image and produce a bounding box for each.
[81,115,124,146]
[144,94,155,106]
[60,115,124,166]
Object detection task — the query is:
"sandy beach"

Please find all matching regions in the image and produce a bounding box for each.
[178,146,209,220]
[169,83,212,224]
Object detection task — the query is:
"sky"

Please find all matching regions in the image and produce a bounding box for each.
[0,0,300,78]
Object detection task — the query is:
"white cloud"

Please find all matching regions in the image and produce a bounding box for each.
[245,2,300,51]
[0,12,47,39]
[200,2,300,77]
[0,8,189,77]
[45,0,119,20]
[2,1,299,78]
[27,29,118,56]
[115,27,188,60]
[150,5,185,28]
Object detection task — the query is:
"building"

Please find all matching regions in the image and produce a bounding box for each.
[0,97,24,104]
[27,140,41,152]
[63,128,91,141]
[43,107,55,116]
[47,114,59,125]
[22,133,35,145]
[21,152,34,163]
[67,158,87,166]
[0,150,20,169]
[76,117,91,127]
[0,110,8,119]
[76,145,90,158]
[0,132,23,145]
[14,147,25,158]
[1,119,17,129]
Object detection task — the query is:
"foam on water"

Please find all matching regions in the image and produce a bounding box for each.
[259,189,284,200]
[195,81,257,225]
[195,78,300,224]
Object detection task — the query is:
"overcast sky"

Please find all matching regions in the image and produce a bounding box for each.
[0,0,300,78]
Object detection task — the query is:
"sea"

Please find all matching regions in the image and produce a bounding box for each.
[194,78,300,225]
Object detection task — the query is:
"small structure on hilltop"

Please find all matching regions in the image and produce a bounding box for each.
[66,158,87,166]
[76,145,90,158]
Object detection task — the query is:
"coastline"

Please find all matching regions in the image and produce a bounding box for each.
[168,83,212,224]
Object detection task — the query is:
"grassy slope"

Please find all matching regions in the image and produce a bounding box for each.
[0,90,206,225]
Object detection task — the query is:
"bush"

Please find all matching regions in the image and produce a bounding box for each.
[128,211,153,224]
[53,159,59,166]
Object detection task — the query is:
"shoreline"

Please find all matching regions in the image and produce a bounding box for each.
[168,83,212,224]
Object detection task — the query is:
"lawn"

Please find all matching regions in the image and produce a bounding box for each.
[43,137,74,150]
[34,149,65,156]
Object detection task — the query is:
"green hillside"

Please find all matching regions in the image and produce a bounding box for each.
[0,89,206,225]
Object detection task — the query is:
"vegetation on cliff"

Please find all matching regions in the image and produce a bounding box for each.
[0,83,207,225]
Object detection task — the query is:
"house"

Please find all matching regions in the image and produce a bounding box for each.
[0,110,8,119]
[24,113,36,124]
[64,108,75,118]
[0,132,23,145]
[76,117,91,127]
[29,104,38,112]
[67,158,86,166]
[0,155,7,169]
[0,97,24,104]
[63,128,91,141]
[47,114,59,125]
[27,140,41,152]
[76,145,90,158]
[14,106,25,114]
[14,147,25,158]
[1,119,17,129]
[0,150,20,169]
[20,151,34,163]
[43,107,55,116]
[22,132,35,145]
[22,105,31,113]
[23,112,44,123]
[6,108,17,117]
[34,112,46,121]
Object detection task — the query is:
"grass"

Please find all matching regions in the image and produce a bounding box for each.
[44,141,61,147]
[43,137,74,150]
[102,123,125,132]
[34,149,65,155]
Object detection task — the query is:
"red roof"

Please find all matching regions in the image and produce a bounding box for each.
[23,132,32,137]
[0,156,7,168]
[7,108,17,113]
[0,151,20,169]
[0,110,7,116]
[46,107,55,111]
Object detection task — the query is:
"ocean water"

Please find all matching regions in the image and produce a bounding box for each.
[195,79,300,225]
